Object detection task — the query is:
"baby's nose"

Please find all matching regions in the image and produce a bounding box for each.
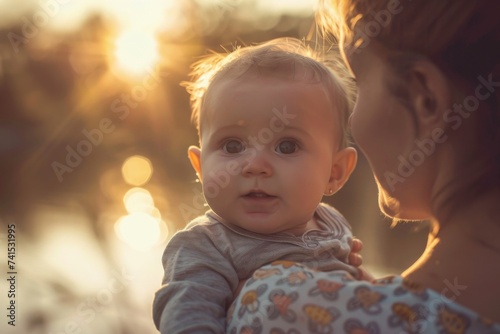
[241,149,273,176]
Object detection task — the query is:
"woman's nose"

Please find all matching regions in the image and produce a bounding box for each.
[241,149,273,177]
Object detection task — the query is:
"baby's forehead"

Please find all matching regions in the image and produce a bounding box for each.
[203,75,333,116]
[199,76,342,137]
[196,54,339,127]
[206,71,331,101]
[216,60,324,85]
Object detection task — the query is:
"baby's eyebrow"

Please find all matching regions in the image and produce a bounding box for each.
[215,123,245,130]
[201,124,245,143]
[208,124,245,135]
[279,125,313,138]
[205,123,314,142]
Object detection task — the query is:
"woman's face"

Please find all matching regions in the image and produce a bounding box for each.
[345,47,434,219]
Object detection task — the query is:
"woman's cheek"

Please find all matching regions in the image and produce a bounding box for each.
[351,107,398,197]
[351,108,378,160]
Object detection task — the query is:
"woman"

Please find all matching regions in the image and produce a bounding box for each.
[227,0,500,332]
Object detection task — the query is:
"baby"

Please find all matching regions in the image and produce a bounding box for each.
[153,38,369,333]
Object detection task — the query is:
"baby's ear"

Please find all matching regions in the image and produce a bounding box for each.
[326,147,357,195]
[188,146,202,181]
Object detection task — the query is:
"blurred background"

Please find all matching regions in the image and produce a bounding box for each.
[0,0,428,333]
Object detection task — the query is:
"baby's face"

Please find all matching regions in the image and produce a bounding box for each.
[197,77,339,235]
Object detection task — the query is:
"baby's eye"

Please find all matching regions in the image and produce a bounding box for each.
[223,140,245,154]
[275,140,298,154]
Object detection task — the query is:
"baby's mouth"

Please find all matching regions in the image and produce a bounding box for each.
[244,191,275,199]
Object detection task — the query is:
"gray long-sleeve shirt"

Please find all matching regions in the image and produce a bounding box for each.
[153,202,358,333]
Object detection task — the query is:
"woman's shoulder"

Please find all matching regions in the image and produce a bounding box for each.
[228,262,500,334]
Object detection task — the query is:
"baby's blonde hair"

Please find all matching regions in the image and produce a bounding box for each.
[183,37,356,149]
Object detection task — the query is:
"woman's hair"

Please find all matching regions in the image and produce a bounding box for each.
[320,1,499,81]
[183,37,356,148]
[319,0,500,215]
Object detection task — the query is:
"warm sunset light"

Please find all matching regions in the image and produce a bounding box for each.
[114,29,159,76]
[121,155,153,186]
[114,212,161,250]
[2,1,358,332]
[116,187,170,250]
[123,187,155,215]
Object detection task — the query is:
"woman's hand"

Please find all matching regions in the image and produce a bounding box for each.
[349,238,364,266]
[234,238,373,298]
[349,238,375,281]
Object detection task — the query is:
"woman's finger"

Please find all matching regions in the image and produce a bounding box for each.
[351,238,364,253]
[349,252,363,267]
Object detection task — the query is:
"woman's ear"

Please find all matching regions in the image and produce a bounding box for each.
[325,147,357,195]
[406,60,452,134]
[188,146,202,181]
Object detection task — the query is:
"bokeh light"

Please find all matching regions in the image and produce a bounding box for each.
[114,212,161,251]
[121,155,153,186]
[123,187,155,215]
[118,187,170,250]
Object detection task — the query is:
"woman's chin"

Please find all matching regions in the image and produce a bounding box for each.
[378,190,400,217]
[378,191,429,221]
